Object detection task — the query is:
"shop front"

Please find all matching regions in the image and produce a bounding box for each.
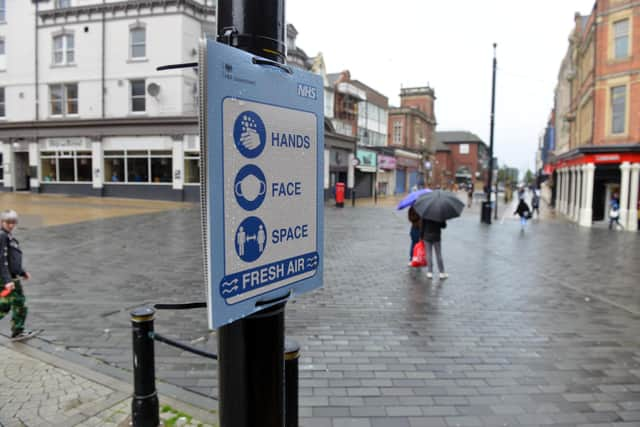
[377,154,396,196]
[355,148,377,198]
[324,119,357,201]
[394,151,422,194]
[552,147,640,231]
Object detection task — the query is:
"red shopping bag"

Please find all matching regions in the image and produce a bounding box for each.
[410,241,427,267]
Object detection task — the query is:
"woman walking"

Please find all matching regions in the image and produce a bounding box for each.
[514,198,531,231]
[422,219,447,280]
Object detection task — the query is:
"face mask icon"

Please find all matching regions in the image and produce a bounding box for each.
[235,173,266,202]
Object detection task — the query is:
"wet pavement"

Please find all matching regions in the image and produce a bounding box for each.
[3,194,640,426]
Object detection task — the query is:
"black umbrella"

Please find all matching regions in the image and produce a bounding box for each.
[413,190,465,222]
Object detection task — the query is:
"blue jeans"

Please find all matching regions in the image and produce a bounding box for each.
[410,226,420,260]
[520,216,527,228]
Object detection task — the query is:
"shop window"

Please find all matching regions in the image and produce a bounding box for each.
[127,157,148,182]
[106,150,172,184]
[41,150,92,182]
[611,85,626,134]
[150,151,172,183]
[184,152,200,183]
[131,80,146,112]
[76,153,92,181]
[104,152,125,182]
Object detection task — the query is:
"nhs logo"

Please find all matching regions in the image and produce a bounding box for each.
[297,83,317,100]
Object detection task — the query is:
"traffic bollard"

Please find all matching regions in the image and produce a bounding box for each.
[352,190,356,207]
[131,307,159,427]
[285,339,300,427]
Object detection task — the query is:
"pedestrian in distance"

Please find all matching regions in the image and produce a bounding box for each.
[531,190,540,219]
[609,193,623,230]
[467,184,473,208]
[422,219,447,280]
[407,207,422,266]
[514,198,531,231]
[0,210,37,341]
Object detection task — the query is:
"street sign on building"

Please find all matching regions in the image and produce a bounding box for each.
[201,40,324,328]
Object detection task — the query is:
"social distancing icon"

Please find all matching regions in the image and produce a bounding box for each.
[234,164,266,211]
[234,111,266,158]
[235,216,267,263]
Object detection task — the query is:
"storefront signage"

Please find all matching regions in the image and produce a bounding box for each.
[203,40,324,329]
[46,138,90,151]
[396,156,420,169]
[595,154,620,163]
[378,155,396,170]
[356,149,377,168]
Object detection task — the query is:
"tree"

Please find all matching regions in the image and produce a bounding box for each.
[524,169,534,185]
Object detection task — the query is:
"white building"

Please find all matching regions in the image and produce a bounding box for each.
[0,0,215,201]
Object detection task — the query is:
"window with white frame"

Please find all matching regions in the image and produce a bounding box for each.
[53,33,74,65]
[184,152,200,184]
[611,85,626,134]
[104,150,172,184]
[55,0,71,8]
[0,0,5,22]
[50,83,78,116]
[393,121,402,144]
[130,26,146,59]
[130,80,146,112]
[40,151,92,183]
[459,144,470,154]
[613,19,630,60]
[0,87,5,118]
[0,38,5,71]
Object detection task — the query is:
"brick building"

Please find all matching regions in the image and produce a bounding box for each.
[548,0,640,231]
[387,87,436,193]
[434,131,490,190]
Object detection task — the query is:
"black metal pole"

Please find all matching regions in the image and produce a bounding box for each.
[284,339,300,427]
[216,2,287,427]
[352,190,356,207]
[487,43,497,215]
[130,307,159,427]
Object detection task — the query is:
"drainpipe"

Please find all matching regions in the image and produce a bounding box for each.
[101,0,106,118]
[34,0,39,121]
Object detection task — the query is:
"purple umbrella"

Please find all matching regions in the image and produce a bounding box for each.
[397,188,432,210]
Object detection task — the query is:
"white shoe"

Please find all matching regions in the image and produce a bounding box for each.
[426,272,433,279]
[439,273,449,280]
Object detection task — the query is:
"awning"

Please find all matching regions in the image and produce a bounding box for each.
[356,165,377,173]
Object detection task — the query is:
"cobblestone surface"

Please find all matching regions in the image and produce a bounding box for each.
[0,345,116,426]
[2,195,640,426]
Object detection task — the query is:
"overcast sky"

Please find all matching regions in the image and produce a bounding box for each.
[288,0,595,173]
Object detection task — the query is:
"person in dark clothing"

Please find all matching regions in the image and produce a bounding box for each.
[531,192,540,218]
[514,199,531,231]
[0,210,34,341]
[408,207,422,265]
[422,219,447,280]
[609,193,623,230]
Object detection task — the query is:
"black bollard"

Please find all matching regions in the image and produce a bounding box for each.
[285,339,300,427]
[131,307,159,427]
[352,190,356,207]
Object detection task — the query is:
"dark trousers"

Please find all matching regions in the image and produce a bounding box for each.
[409,226,421,260]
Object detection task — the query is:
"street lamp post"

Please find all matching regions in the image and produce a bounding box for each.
[483,43,498,224]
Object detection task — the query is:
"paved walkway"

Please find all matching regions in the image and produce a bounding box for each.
[0,193,639,426]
